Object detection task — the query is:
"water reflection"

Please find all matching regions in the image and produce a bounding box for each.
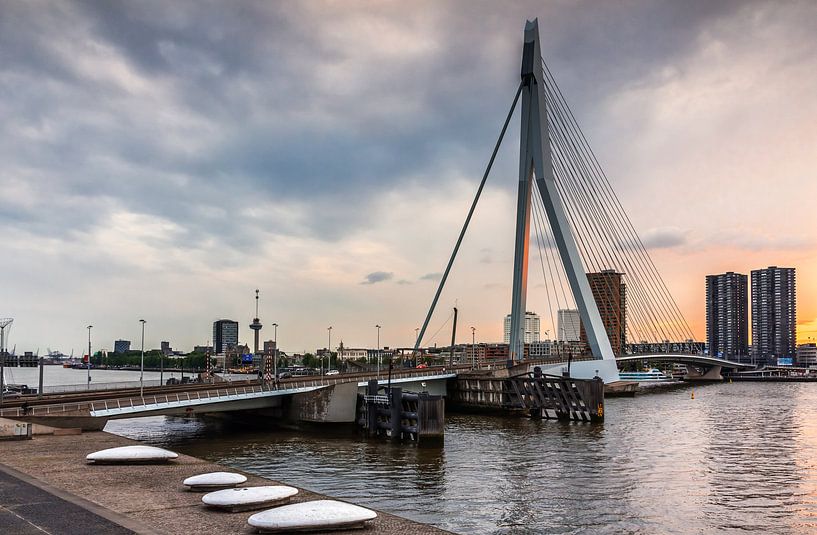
[106,382,817,534]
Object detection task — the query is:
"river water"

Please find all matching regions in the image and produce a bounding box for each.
[105,382,817,534]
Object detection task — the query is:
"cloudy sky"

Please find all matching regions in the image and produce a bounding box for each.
[2,0,816,354]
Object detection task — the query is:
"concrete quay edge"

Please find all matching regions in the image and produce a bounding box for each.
[0,429,453,535]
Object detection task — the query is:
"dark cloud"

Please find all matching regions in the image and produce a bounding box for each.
[420,272,442,282]
[361,271,393,285]
[640,227,688,249]
[0,0,758,256]
[5,0,813,352]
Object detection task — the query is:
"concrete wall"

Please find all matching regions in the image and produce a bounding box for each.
[288,382,358,423]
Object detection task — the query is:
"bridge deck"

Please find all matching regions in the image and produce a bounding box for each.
[0,370,458,420]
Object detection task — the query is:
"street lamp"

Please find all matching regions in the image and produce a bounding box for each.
[414,327,420,368]
[139,319,146,397]
[87,325,93,390]
[471,326,476,369]
[159,337,164,388]
[376,324,381,378]
[326,326,332,376]
[273,323,278,382]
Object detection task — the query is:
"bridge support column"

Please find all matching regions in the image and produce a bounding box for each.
[684,365,723,381]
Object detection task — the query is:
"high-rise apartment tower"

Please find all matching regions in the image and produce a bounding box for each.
[581,270,626,356]
[557,309,581,342]
[503,312,541,344]
[705,272,748,361]
[751,266,796,365]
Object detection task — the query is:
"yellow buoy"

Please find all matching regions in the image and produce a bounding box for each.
[691,390,695,400]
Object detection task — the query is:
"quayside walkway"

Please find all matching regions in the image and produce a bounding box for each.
[0,431,451,534]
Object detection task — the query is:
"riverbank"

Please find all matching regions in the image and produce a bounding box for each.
[0,429,451,534]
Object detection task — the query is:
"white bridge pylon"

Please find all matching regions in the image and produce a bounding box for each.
[508,20,619,383]
[412,19,628,383]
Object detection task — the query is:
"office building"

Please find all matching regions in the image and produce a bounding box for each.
[751,266,796,365]
[263,340,277,356]
[212,319,239,355]
[503,312,541,344]
[705,272,748,361]
[529,340,552,357]
[161,341,172,355]
[114,340,131,354]
[796,343,817,367]
[557,309,581,342]
[581,270,626,356]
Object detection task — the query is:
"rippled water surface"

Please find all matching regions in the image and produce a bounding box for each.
[106,382,817,534]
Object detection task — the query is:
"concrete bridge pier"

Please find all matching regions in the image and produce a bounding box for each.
[287,381,359,423]
[684,365,723,381]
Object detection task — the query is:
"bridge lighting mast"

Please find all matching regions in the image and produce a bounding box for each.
[0,318,13,405]
[508,19,618,382]
[87,325,93,391]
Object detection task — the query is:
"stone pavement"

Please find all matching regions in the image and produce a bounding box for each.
[0,465,140,534]
[0,430,452,534]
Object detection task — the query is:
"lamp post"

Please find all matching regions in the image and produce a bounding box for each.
[415,327,420,368]
[273,323,278,381]
[139,319,146,397]
[471,326,476,369]
[86,325,92,390]
[376,324,381,378]
[326,326,332,376]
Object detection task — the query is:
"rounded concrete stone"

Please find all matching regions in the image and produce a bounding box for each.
[202,485,298,512]
[247,499,377,532]
[183,472,247,491]
[85,445,179,464]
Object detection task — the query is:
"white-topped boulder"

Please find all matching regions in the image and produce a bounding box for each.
[86,445,179,464]
[247,500,377,533]
[183,472,248,491]
[202,485,299,512]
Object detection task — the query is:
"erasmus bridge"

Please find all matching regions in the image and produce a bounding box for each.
[412,18,750,383]
[0,20,749,429]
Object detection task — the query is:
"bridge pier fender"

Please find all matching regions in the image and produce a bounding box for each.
[389,387,402,443]
[685,365,723,381]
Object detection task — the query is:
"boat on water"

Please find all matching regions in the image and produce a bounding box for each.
[618,368,677,385]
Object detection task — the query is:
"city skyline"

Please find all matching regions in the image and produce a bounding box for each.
[2,2,817,353]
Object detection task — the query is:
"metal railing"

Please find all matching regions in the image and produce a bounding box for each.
[362,395,390,404]
[42,379,165,394]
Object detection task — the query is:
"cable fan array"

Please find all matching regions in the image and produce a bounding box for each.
[413,59,696,357]
[532,59,696,352]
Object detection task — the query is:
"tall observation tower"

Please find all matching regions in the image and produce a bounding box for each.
[249,289,263,354]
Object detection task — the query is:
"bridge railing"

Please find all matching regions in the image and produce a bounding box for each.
[42,379,165,394]
[88,383,272,414]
